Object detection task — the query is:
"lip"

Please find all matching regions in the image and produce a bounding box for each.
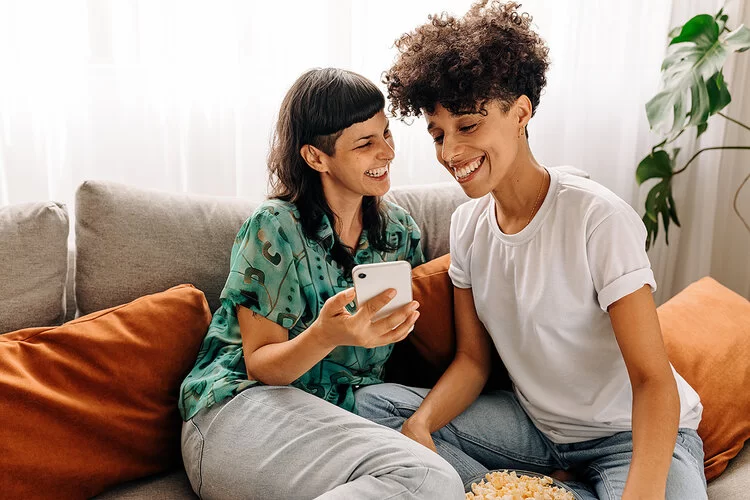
[451,156,485,184]
[450,155,484,170]
[365,165,390,181]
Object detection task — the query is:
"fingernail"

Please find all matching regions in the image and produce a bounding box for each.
[386,289,397,298]
[410,302,419,311]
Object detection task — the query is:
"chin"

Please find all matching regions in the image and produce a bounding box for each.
[459,182,491,199]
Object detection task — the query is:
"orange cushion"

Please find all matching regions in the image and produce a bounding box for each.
[658,277,750,481]
[410,254,456,371]
[0,284,212,499]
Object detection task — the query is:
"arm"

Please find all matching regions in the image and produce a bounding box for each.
[239,288,420,386]
[401,286,493,451]
[609,285,679,500]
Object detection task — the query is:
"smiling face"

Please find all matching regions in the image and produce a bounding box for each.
[312,110,395,200]
[426,100,528,199]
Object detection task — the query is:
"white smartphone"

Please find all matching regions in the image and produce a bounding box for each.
[352,261,413,323]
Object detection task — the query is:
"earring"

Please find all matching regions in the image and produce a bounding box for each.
[519,126,525,138]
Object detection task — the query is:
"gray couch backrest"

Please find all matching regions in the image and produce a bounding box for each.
[0,202,70,334]
[74,181,469,315]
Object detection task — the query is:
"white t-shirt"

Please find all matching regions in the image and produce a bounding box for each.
[448,167,702,443]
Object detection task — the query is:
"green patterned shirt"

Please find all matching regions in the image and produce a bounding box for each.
[179,199,424,421]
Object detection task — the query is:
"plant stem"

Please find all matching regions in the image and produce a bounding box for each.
[718,112,750,133]
[734,172,750,233]
[673,146,750,175]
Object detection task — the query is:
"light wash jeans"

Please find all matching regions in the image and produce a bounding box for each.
[181,385,465,500]
[356,384,708,500]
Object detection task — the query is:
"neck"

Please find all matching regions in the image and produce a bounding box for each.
[491,142,548,233]
[320,177,364,246]
[491,142,545,217]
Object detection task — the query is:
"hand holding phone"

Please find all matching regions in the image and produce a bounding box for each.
[352,261,414,325]
[311,261,418,350]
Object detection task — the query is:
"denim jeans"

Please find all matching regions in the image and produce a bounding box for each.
[181,385,465,500]
[356,384,708,500]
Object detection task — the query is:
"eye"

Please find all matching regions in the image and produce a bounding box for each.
[357,142,373,149]
[432,135,444,145]
[459,123,477,133]
[384,128,392,138]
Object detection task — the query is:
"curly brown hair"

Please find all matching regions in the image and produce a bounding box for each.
[385,1,550,119]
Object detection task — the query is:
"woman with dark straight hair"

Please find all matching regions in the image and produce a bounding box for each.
[178,68,464,500]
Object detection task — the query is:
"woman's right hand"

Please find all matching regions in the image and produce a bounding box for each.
[401,415,437,452]
[312,287,420,349]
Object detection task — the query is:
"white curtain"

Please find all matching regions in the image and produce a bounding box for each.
[0,0,747,300]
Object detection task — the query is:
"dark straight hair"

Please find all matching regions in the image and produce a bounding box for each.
[267,68,396,277]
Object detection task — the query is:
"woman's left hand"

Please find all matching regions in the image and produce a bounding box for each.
[401,416,437,452]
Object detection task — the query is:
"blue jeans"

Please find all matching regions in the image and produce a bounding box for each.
[356,384,708,500]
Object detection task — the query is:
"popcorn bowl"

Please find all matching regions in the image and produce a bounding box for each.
[464,469,585,500]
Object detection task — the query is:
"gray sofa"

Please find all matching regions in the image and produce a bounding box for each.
[1,179,748,499]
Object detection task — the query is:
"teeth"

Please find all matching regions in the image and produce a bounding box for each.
[365,166,388,177]
[452,157,483,179]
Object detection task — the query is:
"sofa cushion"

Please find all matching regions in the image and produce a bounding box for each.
[659,277,750,481]
[93,469,197,499]
[75,181,258,315]
[706,444,750,496]
[0,201,69,334]
[0,284,212,499]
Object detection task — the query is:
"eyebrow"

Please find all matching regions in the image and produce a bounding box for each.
[355,122,390,142]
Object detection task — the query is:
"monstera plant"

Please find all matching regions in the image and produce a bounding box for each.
[637,8,750,250]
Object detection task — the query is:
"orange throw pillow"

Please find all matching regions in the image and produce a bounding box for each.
[658,277,750,481]
[410,254,456,371]
[0,284,212,499]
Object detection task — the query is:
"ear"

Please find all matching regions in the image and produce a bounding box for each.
[514,95,533,128]
[300,144,329,173]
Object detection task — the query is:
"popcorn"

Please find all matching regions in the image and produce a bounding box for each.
[465,470,576,500]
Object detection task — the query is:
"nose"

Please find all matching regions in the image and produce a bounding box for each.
[380,136,395,161]
[441,134,460,164]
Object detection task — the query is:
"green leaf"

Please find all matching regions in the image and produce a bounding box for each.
[669,14,717,45]
[643,214,657,251]
[668,192,681,227]
[646,22,750,138]
[641,178,677,248]
[696,122,708,137]
[705,71,732,115]
[636,150,673,185]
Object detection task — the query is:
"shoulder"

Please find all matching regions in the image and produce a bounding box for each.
[450,195,492,234]
[381,200,420,234]
[554,171,642,239]
[237,199,301,244]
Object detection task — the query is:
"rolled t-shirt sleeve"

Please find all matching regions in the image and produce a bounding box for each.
[220,209,305,330]
[448,210,471,289]
[587,209,656,311]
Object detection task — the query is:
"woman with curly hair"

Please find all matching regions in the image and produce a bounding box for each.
[178,68,465,499]
[356,3,707,499]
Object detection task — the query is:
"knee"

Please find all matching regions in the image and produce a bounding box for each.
[409,450,465,500]
[354,384,397,420]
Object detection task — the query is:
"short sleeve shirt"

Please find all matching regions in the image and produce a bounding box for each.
[179,199,424,421]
